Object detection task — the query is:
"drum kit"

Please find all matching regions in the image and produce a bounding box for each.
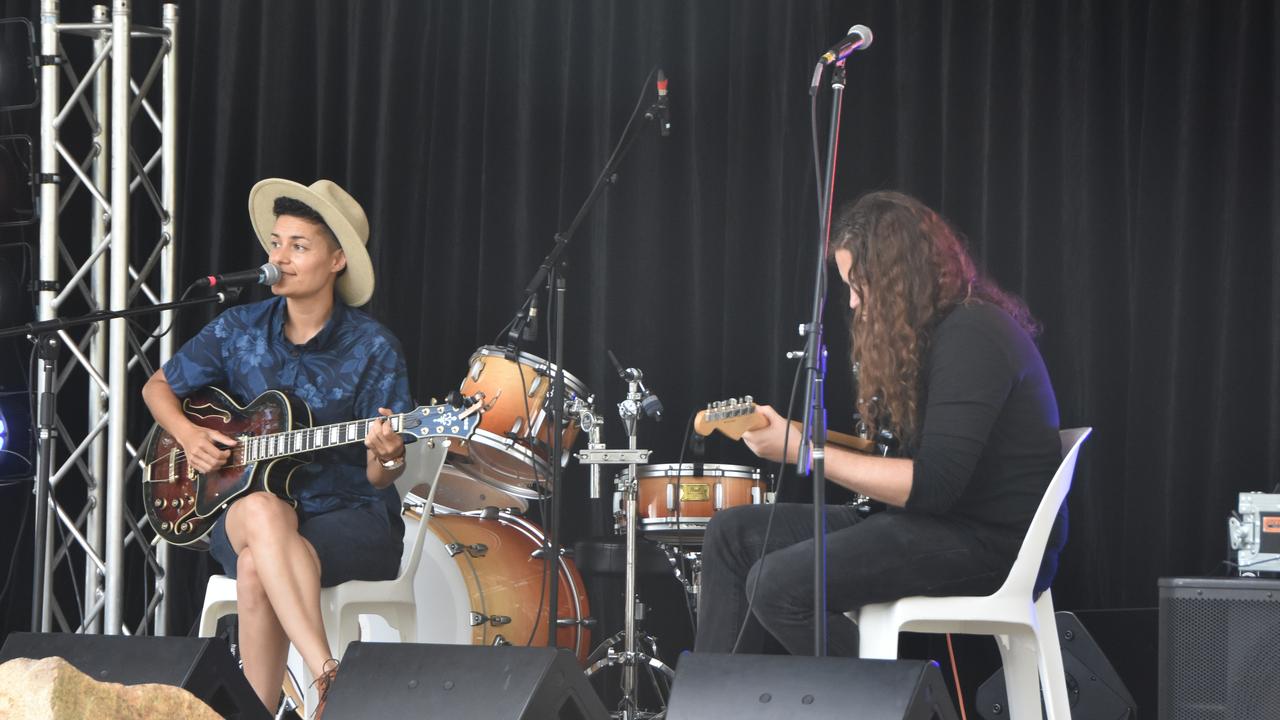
[356,344,772,719]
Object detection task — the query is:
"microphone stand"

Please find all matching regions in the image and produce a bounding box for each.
[799,59,848,657]
[0,287,245,631]
[503,69,666,652]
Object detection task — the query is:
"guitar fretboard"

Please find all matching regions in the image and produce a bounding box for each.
[238,415,404,464]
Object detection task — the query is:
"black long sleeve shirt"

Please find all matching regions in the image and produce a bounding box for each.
[906,302,1063,553]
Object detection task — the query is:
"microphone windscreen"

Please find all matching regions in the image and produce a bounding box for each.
[259,262,282,286]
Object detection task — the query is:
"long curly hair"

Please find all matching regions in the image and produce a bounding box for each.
[830,191,1039,451]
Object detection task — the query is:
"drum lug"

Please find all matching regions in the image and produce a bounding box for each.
[530,546,571,559]
[469,612,511,627]
[447,542,488,558]
[557,617,596,628]
[492,635,511,647]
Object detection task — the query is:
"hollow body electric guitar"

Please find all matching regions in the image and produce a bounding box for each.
[142,386,482,546]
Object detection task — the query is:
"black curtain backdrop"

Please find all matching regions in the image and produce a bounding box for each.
[1,0,1277,677]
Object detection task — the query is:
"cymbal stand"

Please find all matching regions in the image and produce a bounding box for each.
[576,361,670,719]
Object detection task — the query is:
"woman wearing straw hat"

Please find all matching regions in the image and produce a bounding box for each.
[142,179,411,715]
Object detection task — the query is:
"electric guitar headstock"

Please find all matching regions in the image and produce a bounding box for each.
[693,396,765,440]
[693,394,878,453]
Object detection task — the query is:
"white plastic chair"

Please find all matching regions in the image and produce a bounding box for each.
[198,438,450,715]
[849,427,1091,720]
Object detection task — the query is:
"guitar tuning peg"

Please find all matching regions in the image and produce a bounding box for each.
[744,395,753,404]
[431,397,439,405]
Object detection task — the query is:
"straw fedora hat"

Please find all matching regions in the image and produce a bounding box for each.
[247,178,374,307]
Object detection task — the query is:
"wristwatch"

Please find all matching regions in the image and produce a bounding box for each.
[379,454,405,471]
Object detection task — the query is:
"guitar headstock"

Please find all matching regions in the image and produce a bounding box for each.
[400,401,482,442]
[693,395,764,440]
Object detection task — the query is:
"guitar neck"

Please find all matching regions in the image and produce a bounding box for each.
[240,414,404,464]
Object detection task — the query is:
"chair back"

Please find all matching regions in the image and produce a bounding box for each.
[996,427,1091,596]
[390,440,450,582]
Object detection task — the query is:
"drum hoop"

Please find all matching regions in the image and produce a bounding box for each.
[631,463,761,480]
[470,345,591,397]
[462,428,546,464]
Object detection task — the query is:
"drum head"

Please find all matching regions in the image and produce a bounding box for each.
[405,462,529,512]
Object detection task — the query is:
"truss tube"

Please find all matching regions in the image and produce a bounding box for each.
[35,0,62,634]
[86,4,108,634]
[102,0,132,635]
[155,2,178,635]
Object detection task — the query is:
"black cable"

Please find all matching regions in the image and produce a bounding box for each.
[671,410,699,630]
[730,356,806,653]
[135,282,198,340]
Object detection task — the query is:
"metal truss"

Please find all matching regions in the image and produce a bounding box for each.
[34,0,178,636]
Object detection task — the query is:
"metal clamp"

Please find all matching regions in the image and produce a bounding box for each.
[577,448,651,465]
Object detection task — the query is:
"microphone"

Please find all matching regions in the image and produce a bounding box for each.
[195,263,281,290]
[655,69,670,137]
[522,293,539,342]
[819,24,873,64]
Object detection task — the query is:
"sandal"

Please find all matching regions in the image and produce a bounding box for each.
[309,658,340,719]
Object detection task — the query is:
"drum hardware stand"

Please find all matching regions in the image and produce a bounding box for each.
[658,544,703,619]
[577,359,671,720]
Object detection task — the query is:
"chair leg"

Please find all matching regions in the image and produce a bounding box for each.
[198,602,233,639]
[995,631,1045,720]
[335,607,361,660]
[390,606,417,644]
[854,606,901,660]
[1033,594,1071,720]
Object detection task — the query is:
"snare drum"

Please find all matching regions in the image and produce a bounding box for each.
[360,502,592,665]
[616,463,769,545]
[454,346,592,498]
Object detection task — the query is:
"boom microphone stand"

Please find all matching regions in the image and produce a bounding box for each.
[0,288,245,631]
[503,67,669,651]
[800,24,870,657]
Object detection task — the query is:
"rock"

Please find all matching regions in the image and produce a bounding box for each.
[0,655,222,720]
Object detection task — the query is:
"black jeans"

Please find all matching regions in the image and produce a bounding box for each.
[694,503,1018,657]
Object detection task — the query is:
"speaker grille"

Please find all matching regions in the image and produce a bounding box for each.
[1159,578,1280,720]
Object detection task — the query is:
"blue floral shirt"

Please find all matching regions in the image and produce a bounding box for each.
[162,296,413,516]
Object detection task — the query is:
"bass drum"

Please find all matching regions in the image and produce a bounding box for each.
[359,503,592,665]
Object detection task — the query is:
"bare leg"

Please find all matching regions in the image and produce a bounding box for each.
[225,494,336,682]
[236,547,290,710]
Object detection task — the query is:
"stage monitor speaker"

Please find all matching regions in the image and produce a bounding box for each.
[0,631,268,720]
[974,611,1135,719]
[322,641,609,719]
[1158,576,1280,719]
[666,652,959,720]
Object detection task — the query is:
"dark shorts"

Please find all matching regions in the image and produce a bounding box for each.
[208,498,404,588]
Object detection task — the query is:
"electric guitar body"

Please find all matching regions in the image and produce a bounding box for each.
[142,386,481,546]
